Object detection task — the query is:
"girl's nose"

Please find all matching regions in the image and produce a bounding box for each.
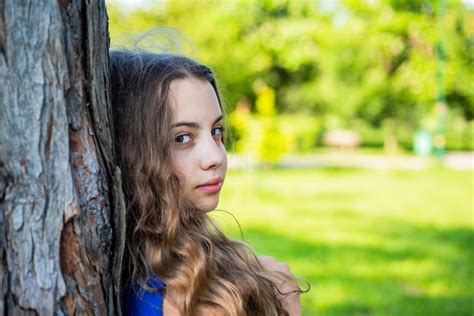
[200,136,226,170]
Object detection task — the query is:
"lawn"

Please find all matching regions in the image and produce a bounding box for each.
[213,166,473,315]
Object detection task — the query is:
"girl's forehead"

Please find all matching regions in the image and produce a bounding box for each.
[169,77,222,122]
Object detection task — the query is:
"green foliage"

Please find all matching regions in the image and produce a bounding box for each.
[217,167,473,315]
[352,113,473,151]
[255,85,288,164]
[230,110,321,157]
[107,0,474,150]
[444,115,474,151]
[229,85,289,164]
[228,101,252,153]
[278,114,322,152]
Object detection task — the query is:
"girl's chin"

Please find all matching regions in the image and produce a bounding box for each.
[195,198,219,213]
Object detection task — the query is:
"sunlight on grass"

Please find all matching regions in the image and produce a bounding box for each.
[213,167,473,315]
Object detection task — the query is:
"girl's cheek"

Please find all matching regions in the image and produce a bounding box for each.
[171,151,188,172]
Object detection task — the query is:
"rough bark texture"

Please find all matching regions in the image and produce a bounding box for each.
[0,1,124,315]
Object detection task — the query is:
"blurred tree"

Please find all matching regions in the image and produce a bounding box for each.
[107,0,473,149]
[255,84,288,163]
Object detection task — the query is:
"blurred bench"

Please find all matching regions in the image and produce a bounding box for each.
[323,130,361,148]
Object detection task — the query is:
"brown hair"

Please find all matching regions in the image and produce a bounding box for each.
[110,50,298,315]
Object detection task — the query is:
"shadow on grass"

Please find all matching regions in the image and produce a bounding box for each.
[234,220,473,316]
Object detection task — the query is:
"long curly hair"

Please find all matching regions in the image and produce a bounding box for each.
[110,50,298,315]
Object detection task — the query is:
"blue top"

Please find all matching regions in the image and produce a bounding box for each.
[123,275,166,315]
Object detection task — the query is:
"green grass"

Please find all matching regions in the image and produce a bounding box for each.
[213,167,473,315]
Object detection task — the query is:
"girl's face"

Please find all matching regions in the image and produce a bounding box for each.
[169,77,227,212]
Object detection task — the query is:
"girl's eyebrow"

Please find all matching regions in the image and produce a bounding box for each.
[171,114,223,128]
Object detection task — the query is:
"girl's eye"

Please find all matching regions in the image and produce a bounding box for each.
[175,134,192,144]
[212,127,225,137]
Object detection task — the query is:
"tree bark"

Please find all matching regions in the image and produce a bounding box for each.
[0,1,124,315]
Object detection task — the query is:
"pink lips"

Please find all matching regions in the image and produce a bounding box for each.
[197,178,223,193]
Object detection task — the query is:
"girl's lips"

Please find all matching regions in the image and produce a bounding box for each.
[197,182,222,193]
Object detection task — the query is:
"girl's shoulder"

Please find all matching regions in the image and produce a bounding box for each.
[122,274,166,316]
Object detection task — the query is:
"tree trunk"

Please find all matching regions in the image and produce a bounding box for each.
[0,1,124,315]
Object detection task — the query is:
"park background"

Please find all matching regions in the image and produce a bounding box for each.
[106,0,473,315]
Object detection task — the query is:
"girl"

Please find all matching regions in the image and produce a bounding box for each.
[110,50,302,315]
